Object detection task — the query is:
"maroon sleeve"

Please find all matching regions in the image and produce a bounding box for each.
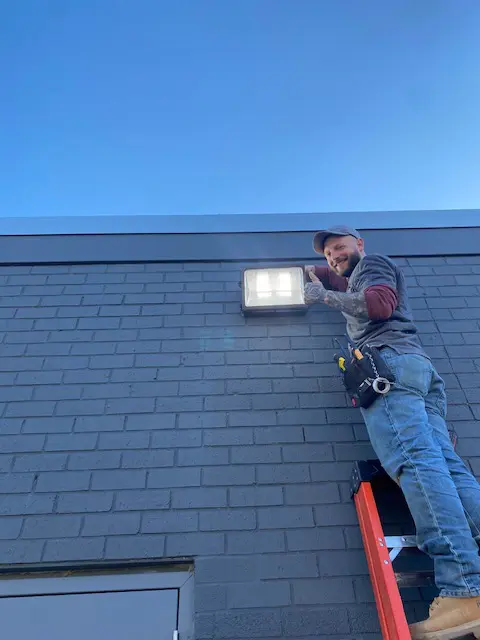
[313,266,348,292]
[364,285,398,320]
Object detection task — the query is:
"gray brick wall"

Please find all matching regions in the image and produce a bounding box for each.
[1,256,480,638]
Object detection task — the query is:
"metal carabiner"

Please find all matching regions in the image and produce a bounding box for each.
[372,377,391,394]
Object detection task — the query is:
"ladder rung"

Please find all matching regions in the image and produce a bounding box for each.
[384,535,417,548]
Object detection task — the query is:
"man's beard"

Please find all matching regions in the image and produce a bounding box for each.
[339,251,362,277]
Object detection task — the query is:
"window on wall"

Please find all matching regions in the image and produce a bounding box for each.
[0,566,193,640]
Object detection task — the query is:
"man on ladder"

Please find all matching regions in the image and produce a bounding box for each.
[304,225,480,640]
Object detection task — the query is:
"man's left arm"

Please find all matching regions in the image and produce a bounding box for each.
[304,257,398,321]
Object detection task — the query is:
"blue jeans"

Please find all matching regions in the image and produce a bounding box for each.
[360,347,480,597]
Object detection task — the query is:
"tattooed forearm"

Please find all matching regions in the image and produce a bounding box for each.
[303,282,328,305]
[304,283,369,318]
[323,290,369,318]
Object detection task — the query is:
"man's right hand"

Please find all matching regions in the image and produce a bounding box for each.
[304,265,315,276]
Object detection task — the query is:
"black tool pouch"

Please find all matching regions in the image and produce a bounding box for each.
[338,346,396,409]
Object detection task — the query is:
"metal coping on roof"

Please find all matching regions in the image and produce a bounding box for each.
[0,209,479,236]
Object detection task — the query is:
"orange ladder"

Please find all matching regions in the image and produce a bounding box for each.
[350,431,459,639]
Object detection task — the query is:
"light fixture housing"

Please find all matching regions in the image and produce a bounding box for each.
[241,265,307,315]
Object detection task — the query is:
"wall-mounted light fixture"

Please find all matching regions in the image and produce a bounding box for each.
[241,266,307,315]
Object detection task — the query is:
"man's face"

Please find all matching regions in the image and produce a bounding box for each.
[323,234,364,277]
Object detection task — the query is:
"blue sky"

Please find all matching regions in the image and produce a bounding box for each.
[1,0,480,218]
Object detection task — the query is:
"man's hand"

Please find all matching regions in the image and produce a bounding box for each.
[304,273,327,305]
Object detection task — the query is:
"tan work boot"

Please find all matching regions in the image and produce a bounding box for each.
[409,595,480,639]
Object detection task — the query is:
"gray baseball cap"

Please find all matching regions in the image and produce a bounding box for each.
[313,225,361,255]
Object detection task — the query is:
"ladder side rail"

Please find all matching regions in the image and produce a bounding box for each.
[355,481,411,640]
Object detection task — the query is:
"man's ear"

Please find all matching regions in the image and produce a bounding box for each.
[357,238,365,253]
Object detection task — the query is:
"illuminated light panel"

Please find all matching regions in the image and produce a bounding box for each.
[241,266,307,314]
